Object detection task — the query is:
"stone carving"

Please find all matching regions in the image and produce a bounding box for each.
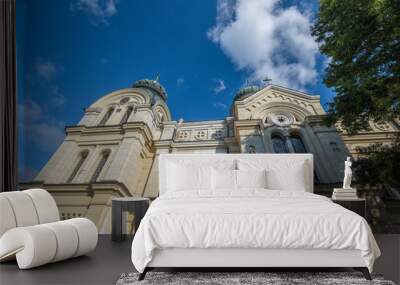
[212,129,224,140]
[177,130,190,141]
[269,112,294,127]
[373,121,391,131]
[176,128,225,142]
[194,130,207,140]
[343,157,352,189]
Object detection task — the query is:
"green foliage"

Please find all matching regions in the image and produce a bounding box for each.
[354,135,400,233]
[353,135,400,189]
[312,0,400,134]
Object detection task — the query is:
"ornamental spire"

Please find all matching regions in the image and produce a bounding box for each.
[263,76,272,85]
[155,73,160,82]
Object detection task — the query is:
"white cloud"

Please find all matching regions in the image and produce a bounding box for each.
[208,0,318,90]
[213,102,228,109]
[20,100,42,122]
[322,55,331,70]
[213,79,227,94]
[176,77,185,87]
[70,0,120,25]
[50,86,66,106]
[18,99,66,181]
[36,58,57,81]
[19,100,65,153]
[33,58,66,106]
[29,123,65,151]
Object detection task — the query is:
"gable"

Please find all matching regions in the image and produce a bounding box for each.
[233,85,325,121]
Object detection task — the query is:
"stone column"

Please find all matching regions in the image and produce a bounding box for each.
[283,131,295,153]
[261,127,274,153]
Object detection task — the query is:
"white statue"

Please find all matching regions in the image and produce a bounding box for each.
[342,157,352,189]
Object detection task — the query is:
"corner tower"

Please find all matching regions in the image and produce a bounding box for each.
[22,78,171,233]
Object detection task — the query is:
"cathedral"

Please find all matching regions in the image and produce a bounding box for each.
[21,78,399,233]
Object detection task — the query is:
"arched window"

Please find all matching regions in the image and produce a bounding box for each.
[67,150,89,183]
[120,106,133,124]
[290,134,307,153]
[99,107,114,126]
[90,150,110,182]
[290,134,320,182]
[272,134,289,153]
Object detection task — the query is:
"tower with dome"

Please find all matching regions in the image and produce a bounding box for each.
[22,77,399,233]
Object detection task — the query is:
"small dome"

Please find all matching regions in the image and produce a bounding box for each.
[234,85,262,101]
[132,79,168,101]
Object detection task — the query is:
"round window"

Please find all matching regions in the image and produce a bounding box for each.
[119,97,130,105]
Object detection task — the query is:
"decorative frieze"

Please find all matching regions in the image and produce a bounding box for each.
[372,121,392,132]
[194,129,208,140]
[175,127,226,142]
[177,130,190,141]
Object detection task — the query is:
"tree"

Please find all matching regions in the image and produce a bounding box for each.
[312,0,400,134]
[353,136,400,232]
[354,136,400,190]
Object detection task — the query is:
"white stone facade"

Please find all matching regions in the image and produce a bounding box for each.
[21,82,399,233]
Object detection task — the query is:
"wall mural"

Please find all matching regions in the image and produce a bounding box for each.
[16,0,399,234]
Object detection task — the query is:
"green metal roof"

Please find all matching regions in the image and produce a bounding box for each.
[234,85,262,101]
[132,79,168,100]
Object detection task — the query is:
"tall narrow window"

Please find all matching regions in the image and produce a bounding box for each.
[272,135,289,153]
[67,150,88,183]
[99,107,114,126]
[290,135,307,153]
[120,106,133,124]
[90,150,110,182]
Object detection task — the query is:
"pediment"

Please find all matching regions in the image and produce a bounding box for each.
[233,85,325,120]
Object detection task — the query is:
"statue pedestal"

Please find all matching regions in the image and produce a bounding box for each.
[332,188,358,200]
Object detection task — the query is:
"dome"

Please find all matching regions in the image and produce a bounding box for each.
[234,85,262,101]
[132,78,168,101]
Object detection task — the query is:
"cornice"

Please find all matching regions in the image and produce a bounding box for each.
[340,131,398,142]
[65,122,154,142]
[153,140,173,148]
[234,119,263,128]
[65,125,123,135]
[177,119,227,127]
[304,115,327,126]
[171,140,226,148]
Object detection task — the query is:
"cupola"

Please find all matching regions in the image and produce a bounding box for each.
[233,85,262,101]
[132,75,168,101]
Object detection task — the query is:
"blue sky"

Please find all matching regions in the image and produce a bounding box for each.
[17,0,334,181]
